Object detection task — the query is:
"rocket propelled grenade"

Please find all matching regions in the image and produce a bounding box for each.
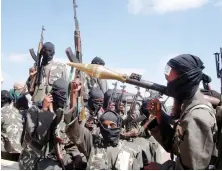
[67,62,168,95]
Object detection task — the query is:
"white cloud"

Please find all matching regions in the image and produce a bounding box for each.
[128,0,209,14]
[7,53,31,63]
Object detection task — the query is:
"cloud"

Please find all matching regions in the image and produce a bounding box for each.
[128,0,209,14]
[6,53,31,63]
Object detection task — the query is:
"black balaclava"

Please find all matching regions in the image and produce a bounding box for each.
[15,93,29,110]
[51,78,68,110]
[1,90,11,107]
[166,54,205,103]
[99,110,122,146]
[91,57,105,66]
[140,99,150,118]
[88,87,104,115]
[103,89,118,109]
[40,42,55,65]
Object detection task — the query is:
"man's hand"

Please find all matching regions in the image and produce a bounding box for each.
[42,94,53,111]
[147,98,161,123]
[29,67,37,80]
[71,79,82,92]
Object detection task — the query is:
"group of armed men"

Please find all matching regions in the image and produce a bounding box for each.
[1,42,222,170]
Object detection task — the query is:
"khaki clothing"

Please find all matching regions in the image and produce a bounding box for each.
[31,61,67,102]
[151,91,217,170]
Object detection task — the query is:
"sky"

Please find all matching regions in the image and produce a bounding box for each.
[1,0,222,103]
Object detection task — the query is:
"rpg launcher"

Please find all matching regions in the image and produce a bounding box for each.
[66,62,168,96]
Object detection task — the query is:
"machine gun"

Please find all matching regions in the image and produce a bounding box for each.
[29,26,45,94]
[66,0,85,122]
[107,82,118,110]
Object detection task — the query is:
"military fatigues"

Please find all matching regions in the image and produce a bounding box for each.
[83,73,108,99]
[151,91,217,169]
[31,61,67,102]
[19,105,84,170]
[66,114,144,169]
[1,103,23,154]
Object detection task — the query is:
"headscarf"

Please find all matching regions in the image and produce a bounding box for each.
[166,54,205,102]
[51,78,68,109]
[88,87,104,114]
[91,57,105,66]
[1,90,11,107]
[99,110,122,146]
[40,42,55,65]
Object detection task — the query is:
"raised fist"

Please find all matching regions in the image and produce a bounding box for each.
[147,98,162,115]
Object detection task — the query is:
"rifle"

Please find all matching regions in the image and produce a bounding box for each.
[126,86,141,132]
[66,0,85,122]
[214,48,222,169]
[116,84,126,112]
[107,82,118,110]
[29,26,45,94]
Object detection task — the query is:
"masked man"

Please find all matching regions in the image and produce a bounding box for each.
[146,54,218,170]
[27,42,67,102]
[83,57,108,101]
[66,80,144,169]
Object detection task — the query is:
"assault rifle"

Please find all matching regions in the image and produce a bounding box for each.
[29,26,45,94]
[214,47,222,169]
[107,82,118,110]
[66,0,85,122]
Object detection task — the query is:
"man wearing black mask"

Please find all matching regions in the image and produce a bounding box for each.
[145,54,218,170]
[83,57,108,101]
[19,78,86,170]
[66,89,144,170]
[85,87,105,131]
[27,42,67,103]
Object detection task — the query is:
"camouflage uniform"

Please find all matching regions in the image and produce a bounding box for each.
[83,73,108,100]
[31,61,67,102]
[1,103,23,153]
[19,105,85,170]
[66,114,144,170]
[151,91,218,169]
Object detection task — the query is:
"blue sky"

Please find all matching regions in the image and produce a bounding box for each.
[1,0,222,95]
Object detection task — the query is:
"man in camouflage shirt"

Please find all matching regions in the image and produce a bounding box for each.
[27,42,67,103]
[1,90,23,160]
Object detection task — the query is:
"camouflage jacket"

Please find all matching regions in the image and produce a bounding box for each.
[1,103,23,153]
[83,73,108,100]
[19,105,66,170]
[66,114,144,170]
[151,91,217,170]
[31,61,67,102]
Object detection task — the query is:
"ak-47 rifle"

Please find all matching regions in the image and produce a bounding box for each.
[214,48,222,169]
[29,26,45,94]
[66,0,85,122]
[107,82,118,110]
[126,86,141,132]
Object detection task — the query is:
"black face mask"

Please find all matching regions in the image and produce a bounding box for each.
[41,42,55,65]
[88,98,103,114]
[100,124,121,146]
[166,69,202,103]
[99,111,122,146]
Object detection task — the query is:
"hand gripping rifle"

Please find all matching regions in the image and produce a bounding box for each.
[66,63,168,96]
[29,26,45,94]
[66,0,85,122]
